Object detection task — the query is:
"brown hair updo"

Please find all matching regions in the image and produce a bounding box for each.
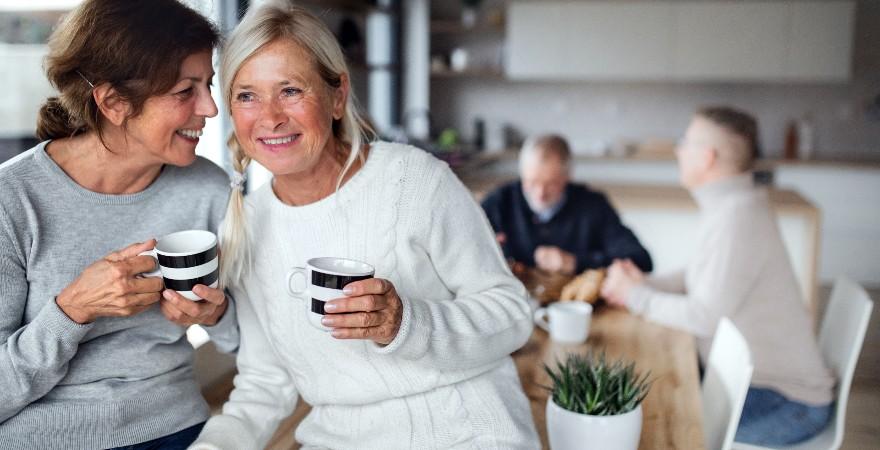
[36,0,219,143]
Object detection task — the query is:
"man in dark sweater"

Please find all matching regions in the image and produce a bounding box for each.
[481,135,652,275]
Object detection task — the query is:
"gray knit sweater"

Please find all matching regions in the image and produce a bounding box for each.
[0,141,238,449]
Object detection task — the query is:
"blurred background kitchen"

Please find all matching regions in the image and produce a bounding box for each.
[1,0,877,448]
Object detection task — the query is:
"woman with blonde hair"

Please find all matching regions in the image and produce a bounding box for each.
[0,0,238,448]
[191,1,538,448]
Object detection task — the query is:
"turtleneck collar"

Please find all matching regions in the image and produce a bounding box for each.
[692,173,755,210]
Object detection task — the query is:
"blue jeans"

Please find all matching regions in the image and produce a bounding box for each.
[735,387,832,446]
[107,422,205,450]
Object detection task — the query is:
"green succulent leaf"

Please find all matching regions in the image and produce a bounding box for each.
[543,350,653,416]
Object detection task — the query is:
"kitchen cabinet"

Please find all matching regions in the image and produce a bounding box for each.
[786,1,856,81]
[565,2,674,79]
[506,2,565,78]
[672,1,789,80]
[508,2,674,79]
[506,0,855,82]
[774,163,880,287]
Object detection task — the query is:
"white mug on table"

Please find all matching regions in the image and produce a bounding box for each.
[533,302,593,344]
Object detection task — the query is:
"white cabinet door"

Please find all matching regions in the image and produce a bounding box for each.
[506,0,854,82]
[562,2,673,80]
[785,1,855,81]
[775,165,880,286]
[672,1,789,80]
[506,2,566,78]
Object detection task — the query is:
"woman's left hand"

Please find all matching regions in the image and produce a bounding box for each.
[322,278,403,345]
[160,285,228,327]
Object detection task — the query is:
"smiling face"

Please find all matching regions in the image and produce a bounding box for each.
[122,51,218,167]
[229,39,346,178]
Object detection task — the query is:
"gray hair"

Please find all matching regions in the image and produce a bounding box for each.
[218,0,375,287]
[518,134,572,173]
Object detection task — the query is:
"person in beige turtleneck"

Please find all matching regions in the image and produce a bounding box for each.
[601,106,834,446]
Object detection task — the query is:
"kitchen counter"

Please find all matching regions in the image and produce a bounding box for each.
[458,149,880,172]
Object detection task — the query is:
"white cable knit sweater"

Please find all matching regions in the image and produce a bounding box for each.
[192,142,539,450]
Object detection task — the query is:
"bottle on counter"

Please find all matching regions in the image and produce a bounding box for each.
[784,120,799,160]
[797,114,815,160]
[473,117,485,151]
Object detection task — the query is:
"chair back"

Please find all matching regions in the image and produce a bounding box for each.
[702,317,754,450]
[815,277,874,450]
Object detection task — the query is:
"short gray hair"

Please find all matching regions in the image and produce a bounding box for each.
[519,134,571,172]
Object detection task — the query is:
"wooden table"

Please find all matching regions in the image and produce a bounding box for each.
[513,271,705,450]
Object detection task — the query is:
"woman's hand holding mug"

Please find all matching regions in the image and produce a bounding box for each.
[322,278,403,346]
[139,229,225,327]
[160,285,228,327]
[56,240,164,324]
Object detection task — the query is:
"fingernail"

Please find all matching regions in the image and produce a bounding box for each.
[323,302,337,312]
[163,290,173,300]
[342,286,354,295]
[331,330,343,338]
[321,317,336,326]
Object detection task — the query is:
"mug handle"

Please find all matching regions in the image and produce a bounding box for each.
[286,266,308,298]
[533,307,550,332]
[137,249,161,278]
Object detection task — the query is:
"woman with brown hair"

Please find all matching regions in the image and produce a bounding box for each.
[0,1,237,448]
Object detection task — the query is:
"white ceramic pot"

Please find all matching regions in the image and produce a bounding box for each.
[546,398,642,450]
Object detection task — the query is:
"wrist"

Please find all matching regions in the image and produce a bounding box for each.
[55,293,91,324]
[561,253,577,275]
[205,298,228,326]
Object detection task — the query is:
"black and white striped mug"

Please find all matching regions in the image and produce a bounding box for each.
[286,257,374,331]
[140,230,219,301]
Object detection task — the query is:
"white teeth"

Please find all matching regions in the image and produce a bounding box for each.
[263,135,296,145]
[176,129,203,139]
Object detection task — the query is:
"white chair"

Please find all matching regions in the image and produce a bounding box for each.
[703,317,755,450]
[733,277,874,450]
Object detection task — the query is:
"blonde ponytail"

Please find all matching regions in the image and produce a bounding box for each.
[219,134,252,287]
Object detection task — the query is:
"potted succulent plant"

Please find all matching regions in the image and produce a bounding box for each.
[544,352,652,450]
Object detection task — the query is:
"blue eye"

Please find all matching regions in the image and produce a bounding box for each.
[281,87,301,97]
[236,92,256,102]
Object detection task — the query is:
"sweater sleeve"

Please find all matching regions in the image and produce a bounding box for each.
[199,290,239,354]
[585,195,653,272]
[644,269,686,294]
[625,221,762,338]
[0,216,94,423]
[372,166,534,370]
[190,289,298,450]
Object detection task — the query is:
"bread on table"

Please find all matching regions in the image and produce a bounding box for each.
[560,269,605,304]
